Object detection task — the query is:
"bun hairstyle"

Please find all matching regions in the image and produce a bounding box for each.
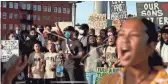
[138,17,165,69]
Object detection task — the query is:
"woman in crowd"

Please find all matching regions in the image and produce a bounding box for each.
[100,17,168,84]
[84,35,102,84]
[28,42,45,83]
[102,34,118,68]
[156,25,168,66]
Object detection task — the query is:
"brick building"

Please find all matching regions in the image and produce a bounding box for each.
[1,1,72,40]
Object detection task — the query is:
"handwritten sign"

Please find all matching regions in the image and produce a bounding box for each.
[136,2,168,26]
[109,1,127,20]
[88,14,107,35]
[1,40,19,62]
[95,67,122,84]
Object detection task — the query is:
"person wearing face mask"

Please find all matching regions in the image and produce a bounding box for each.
[156,25,168,66]
[78,24,90,53]
[84,35,102,84]
[61,26,85,83]
[23,29,42,56]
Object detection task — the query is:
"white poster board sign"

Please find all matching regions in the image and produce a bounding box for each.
[1,40,19,62]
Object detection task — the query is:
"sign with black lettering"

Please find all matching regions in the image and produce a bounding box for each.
[136,2,168,26]
[109,1,127,20]
[1,40,19,62]
[88,14,107,35]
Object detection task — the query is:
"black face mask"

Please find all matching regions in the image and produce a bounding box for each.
[29,35,38,40]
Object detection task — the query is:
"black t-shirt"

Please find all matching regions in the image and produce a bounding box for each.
[61,39,84,68]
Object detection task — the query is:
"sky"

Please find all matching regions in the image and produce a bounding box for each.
[76,1,137,24]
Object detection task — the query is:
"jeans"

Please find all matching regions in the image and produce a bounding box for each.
[85,72,97,84]
[64,66,85,84]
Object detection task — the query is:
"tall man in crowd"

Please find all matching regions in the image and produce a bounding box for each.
[61,26,85,83]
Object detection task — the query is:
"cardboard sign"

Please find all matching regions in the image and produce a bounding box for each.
[95,67,121,84]
[109,1,127,20]
[88,14,107,35]
[136,2,168,26]
[1,40,19,62]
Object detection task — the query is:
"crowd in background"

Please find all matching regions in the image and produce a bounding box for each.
[1,20,168,84]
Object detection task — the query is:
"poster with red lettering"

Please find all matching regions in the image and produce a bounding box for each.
[136,2,168,27]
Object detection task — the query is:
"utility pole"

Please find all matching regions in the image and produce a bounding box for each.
[69,1,82,27]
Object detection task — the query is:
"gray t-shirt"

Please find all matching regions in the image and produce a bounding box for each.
[61,39,84,68]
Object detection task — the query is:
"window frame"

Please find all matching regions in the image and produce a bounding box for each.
[9,2,13,8]
[14,3,18,9]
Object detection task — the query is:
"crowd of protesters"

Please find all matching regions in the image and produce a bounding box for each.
[1,18,168,84]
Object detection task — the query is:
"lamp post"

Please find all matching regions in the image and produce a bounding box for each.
[69,1,82,27]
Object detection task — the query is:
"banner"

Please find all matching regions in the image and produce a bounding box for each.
[95,67,122,84]
[88,14,107,35]
[1,40,19,62]
[109,1,127,20]
[136,2,168,26]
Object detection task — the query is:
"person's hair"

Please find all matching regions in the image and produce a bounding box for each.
[90,28,95,33]
[133,17,165,69]
[45,25,52,30]
[80,24,89,31]
[106,26,117,36]
[8,31,15,40]
[74,30,79,37]
[159,25,168,55]
[48,31,58,42]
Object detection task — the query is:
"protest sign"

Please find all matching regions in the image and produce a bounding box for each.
[88,14,107,35]
[1,40,19,62]
[109,1,127,20]
[136,2,168,27]
[95,67,122,84]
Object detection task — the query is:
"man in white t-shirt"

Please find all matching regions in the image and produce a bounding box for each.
[156,25,168,66]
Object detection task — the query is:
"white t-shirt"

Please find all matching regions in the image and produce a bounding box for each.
[156,41,168,63]
[44,52,62,79]
[28,52,44,79]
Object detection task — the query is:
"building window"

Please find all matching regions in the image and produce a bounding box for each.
[53,7,57,13]
[27,4,31,10]
[43,6,47,12]
[14,13,18,19]
[63,8,66,14]
[27,15,30,20]
[58,7,61,13]
[27,25,31,30]
[33,15,36,20]
[22,24,26,30]
[3,1,7,8]
[33,5,37,11]
[37,15,40,21]
[67,8,70,14]
[37,5,41,11]
[9,2,13,8]
[9,13,13,19]
[9,24,13,30]
[14,3,18,9]
[22,3,26,10]
[14,24,18,29]
[3,24,6,29]
[48,6,51,12]
[2,12,7,19]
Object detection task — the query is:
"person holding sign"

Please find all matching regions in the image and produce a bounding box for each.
[100,18,168,84]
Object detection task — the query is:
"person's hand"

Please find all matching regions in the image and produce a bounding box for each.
[65,53,73,60]
[3,56,28,84]
[54,22,59,27]
[28,73,32,78]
